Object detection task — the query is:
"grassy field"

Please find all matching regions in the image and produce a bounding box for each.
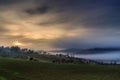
[0,58,120,80]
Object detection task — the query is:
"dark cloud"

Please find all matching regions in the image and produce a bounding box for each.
[79,7,120,29]
[51,37,96,49]
[25,6,49,15]
[38,17,70,26]
[0,0,26,5]
[0,27,10,34]
[34,0,120,30]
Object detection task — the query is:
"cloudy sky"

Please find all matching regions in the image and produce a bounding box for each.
[0,0,120,50]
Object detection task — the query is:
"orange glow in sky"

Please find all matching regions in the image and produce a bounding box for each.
[13,41,23,46]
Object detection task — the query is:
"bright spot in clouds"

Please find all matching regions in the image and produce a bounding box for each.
[13,41,23,46]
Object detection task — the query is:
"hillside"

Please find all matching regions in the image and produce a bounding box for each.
[0,58,120,80]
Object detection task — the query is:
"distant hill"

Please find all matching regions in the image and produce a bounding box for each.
[51,48,120,54]
[51,48,81,53]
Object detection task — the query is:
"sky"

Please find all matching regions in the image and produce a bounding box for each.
[0,0,120,50]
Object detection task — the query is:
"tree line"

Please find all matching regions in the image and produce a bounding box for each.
[0,46,39,58]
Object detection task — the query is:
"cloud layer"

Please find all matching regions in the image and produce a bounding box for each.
[0,0,120,50]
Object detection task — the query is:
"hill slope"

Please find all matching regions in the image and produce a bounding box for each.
[0,58,120,80]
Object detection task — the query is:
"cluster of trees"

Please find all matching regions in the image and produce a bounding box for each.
[52,54,93,64]
[0,46,39,58]
[52,54,74,63]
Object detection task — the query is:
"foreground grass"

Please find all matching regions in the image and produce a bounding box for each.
[0,58,120,80]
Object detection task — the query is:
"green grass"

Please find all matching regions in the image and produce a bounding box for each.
[0,57,120,80]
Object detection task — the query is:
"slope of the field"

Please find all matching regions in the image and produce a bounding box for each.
[0,58,120,80]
